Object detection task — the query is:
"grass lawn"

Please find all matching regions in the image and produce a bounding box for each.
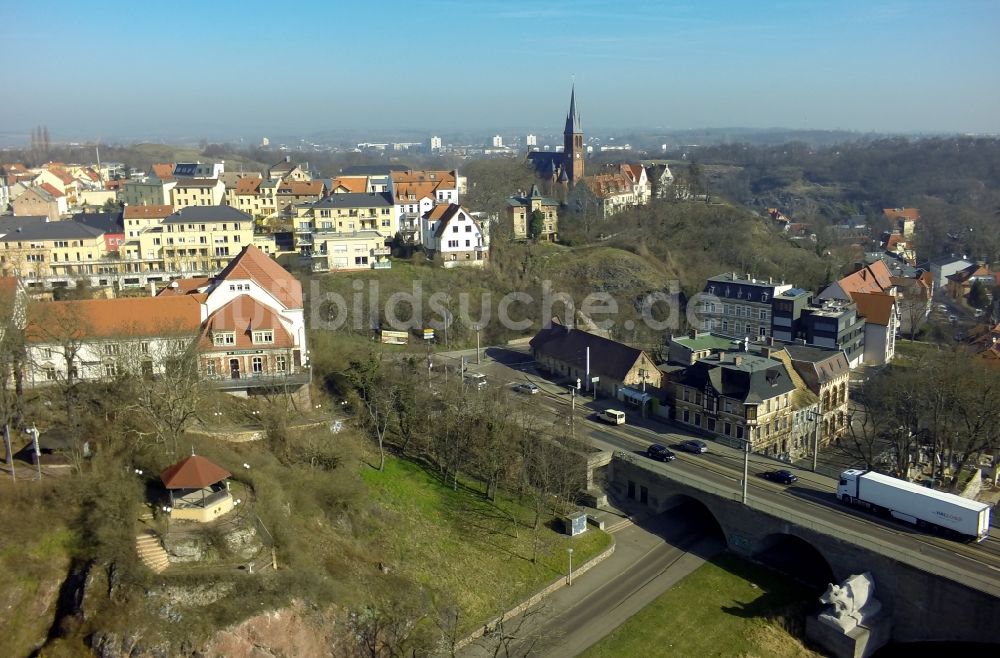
[360,456,612,629]
[580,553,821,658]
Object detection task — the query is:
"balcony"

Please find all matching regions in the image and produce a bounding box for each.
[207,370,312,391]
[371,246,390,256]
[372,261,392,270]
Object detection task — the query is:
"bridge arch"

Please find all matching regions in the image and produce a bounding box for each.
[752,532,834,589]
[653,493,727,545]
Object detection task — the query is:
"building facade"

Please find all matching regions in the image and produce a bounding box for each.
[700,273,794,341]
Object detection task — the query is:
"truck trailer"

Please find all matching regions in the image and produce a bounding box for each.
[837,469,991,542]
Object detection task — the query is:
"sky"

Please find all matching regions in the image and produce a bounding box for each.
[1,0,999,142]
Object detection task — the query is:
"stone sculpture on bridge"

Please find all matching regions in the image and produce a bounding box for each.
[817,572,883,633]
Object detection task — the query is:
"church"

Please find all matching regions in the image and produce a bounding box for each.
[526,86,586,192]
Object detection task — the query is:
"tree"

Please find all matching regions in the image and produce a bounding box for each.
[528,209,545,240]
[968,279,990,310]
[344,351,397,472]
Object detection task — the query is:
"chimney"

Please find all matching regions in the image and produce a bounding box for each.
[689,328,698,339]
[285,155,291,162]
[148,281,156,297]
[718,351,726,361]
[733,355,743,366]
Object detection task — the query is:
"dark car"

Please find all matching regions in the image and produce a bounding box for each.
[762,469,798,485]
[512,382,540,395]
[678,439,708,454]
[646,444,676,462]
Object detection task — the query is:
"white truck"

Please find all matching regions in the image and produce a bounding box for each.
[837,469,991,542]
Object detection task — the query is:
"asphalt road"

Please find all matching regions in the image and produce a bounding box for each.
[440,345,1000,596]
[459,514,725,658]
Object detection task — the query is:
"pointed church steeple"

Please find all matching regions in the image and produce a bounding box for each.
[563,85,584,183]
[564,85,582,134]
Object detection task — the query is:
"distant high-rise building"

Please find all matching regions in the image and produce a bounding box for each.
[492,135,503,148]
[430,136,442,151]
[526,134,537,147]
[261,137,270,147]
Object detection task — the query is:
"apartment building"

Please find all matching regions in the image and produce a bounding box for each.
[700,273,793,341]
[158,206,255,272]
[171,177,225,208]
[421,203,488,267]
[772,289,865,367]
[124,204,174,238]
[0,216,108,281]
[120,178,176,206]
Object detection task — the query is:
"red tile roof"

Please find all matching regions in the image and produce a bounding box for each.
[201,296,294,349]
[883,207,919,221]
[215,245,302,309]
[330,177,368,193]
[160,455,231,489]
[235,177,262,195]
[851,292,896,326]
[838,261,894,295]
[157,277,212,296]
[26,296,203,342]
[277,180,324,196]
[151,163,176,180]
[39,182,64,198]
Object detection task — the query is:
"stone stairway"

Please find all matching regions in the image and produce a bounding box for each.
[136,531,169,574]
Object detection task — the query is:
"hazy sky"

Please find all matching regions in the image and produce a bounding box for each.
[2,0,998,141]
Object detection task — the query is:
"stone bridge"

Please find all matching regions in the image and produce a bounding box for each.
[607,451,1000,645]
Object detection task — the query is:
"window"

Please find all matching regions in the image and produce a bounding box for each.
[465,225,472,232]
[682,409,690,423]
[104,344,120,355]
[252,356,263,373]
[683,389,690,402]
[252,330,274,344]
[206,360,216,376]
[104,363,118,377]
[44,367,56,381]
[762,293,769,302]
[447,240,459,248]
[41,347,52,359]
[759,326,767,338]
[213,332,235,346]
[140,342,149,355]
[276,355,287,372]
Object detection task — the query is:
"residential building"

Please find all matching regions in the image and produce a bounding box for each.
[120,178,176,206]
[819,260,896,301]
[120,205,255,275]
[124,204,173,238]
[618,164,651,205]
[567,171,636,218]
[892,274,932,337]
[946,263,998,301]
[851,292,899,365]
[0,216,108,282]
[780,343,851,448]
[33,168,79,204]
[72,211,125,253]
[506,184,559,241]
[12,185,65,220]
[329,177,369,194]
[667,331,740,366]
[228,176,264,217]
[307,230,390,272]
[529,319,661,403]
[647,163,675,199]
[275,180,325,215]
[883,207,919,237]
[23,244,310,401]
[772,289,865,367]
[671,351,797,458]
[928,256,974,294]
[267,157,310,182]
[700,273,793,341]
[174,162,224,179]
[421,204,488,267]
[170,177,225,208]
[430,136,442,151]
[295,192,395,239]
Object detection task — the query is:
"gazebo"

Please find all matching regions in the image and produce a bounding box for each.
[160,454,234,522]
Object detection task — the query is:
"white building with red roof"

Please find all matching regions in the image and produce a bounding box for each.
[22,245,309,399]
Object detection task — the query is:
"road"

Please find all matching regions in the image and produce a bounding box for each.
[459,514,724,658]
[436,345,1000,595]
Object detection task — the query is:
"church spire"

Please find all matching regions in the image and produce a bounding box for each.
[564,85,581,135]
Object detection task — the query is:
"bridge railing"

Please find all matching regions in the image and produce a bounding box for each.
[611,451,1000,599]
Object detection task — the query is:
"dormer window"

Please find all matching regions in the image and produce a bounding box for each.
[213,331,236,346]
[252,330,274,344]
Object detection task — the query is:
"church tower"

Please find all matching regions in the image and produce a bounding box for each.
[563,85,584,183]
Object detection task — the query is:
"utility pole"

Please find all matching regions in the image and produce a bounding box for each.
[812,397,823,473]
[476,328,481,365]
[570,387,575,439]
[742,426,751,505]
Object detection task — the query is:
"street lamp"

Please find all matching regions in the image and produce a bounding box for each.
[742,404,758,505]
[567,547,574,586]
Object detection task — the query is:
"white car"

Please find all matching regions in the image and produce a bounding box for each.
[513,382,540,395]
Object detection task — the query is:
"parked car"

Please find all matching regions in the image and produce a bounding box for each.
[678,439,708,454]
[598,409,626,425]
[646,444,676,462]
[512,382,540,395]
[762,469,799,485]
[466,372,488,390]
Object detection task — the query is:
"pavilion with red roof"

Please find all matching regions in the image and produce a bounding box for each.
[160,454,234,522]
